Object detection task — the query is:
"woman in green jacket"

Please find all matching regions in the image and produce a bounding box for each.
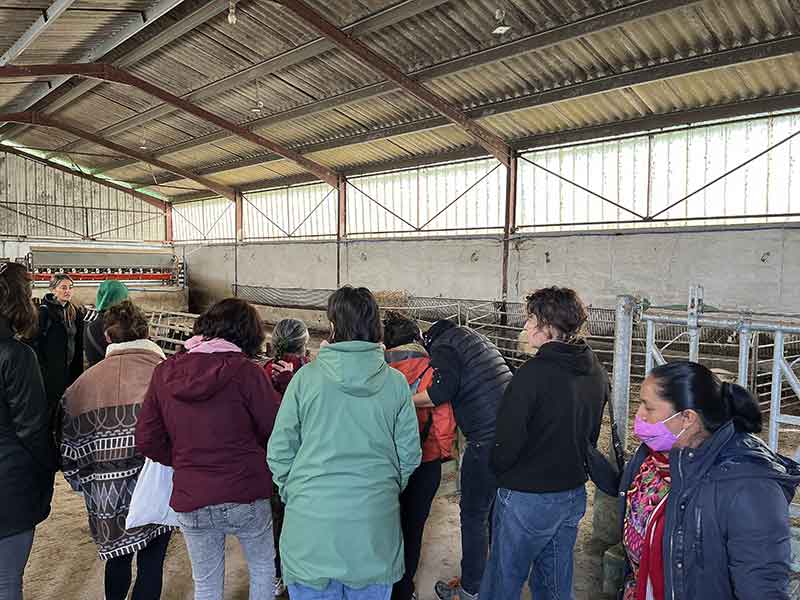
[267,286,421,600]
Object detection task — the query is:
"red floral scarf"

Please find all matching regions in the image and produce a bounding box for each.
[623,450,671,600]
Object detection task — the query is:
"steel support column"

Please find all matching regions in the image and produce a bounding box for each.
[613,296,637,451]
[165,203,174,242]
[337,175,347,287]
[501,152,517,302]
[235,191,244,243]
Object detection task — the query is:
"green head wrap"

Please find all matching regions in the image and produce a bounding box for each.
[95,280,129,311]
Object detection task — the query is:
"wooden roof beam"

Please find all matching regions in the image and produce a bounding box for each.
[273,0,511,166]
[0,111,236,201]
[0,63,340,188]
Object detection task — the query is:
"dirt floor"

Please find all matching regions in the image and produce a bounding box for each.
[24,475,610,600]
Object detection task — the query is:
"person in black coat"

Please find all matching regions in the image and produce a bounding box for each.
[480,286,607,600]
[0,262,57,600]
[84,279,129,368]
[30,274,84,434]
[413,319,512,600]
[618,361,799,600]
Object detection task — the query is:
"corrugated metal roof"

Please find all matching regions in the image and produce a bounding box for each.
[1,0,799,200]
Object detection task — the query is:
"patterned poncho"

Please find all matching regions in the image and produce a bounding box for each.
[61,339,172,559]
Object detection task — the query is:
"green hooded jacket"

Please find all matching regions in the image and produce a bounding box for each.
[267,340,421,590]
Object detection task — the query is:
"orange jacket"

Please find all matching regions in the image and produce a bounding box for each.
[386,343,457,462]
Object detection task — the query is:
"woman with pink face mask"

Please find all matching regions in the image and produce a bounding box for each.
[619,361,800,600]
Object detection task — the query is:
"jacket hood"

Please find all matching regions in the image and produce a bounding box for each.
[42,293,65,308]
[707,423,800,502]
[316,341,389,397]
[157,351,250,403]
[385,342,428,362]
[535,340,596,375]
[385,342,430,384]
[106,338,165,360]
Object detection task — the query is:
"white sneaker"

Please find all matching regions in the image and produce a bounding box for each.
[273,576,287,597]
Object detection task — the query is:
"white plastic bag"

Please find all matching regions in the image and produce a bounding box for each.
[126,458,180,529]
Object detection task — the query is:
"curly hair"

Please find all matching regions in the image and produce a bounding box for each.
[193,298,265,357]
[103,300,149,343]
[525,286,588,341]
[0,262,36,337]
[382,311,420,349]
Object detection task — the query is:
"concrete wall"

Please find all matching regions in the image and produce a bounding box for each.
[509,226,800,312]
[341,238,503,299]
[184,225,800,314]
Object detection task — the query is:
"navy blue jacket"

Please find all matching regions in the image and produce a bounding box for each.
[620,421,800,600]
[427,325,512,443]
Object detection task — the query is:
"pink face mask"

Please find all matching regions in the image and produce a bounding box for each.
[634,412,685,452]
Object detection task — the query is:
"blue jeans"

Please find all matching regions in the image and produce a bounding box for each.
[289,581,392,599]
[0,529,35,600]
[459,442,496,595]
[177,499,275,600]
[480,486,587,600]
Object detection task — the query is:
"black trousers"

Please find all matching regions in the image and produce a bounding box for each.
[392,460,442,600]
[105,532,171,600]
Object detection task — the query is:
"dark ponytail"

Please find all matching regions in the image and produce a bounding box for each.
[721,381,763,433]
[650,361,762,434]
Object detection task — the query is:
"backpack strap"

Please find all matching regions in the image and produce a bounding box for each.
[411,365,434,445]
[420,412,434,444]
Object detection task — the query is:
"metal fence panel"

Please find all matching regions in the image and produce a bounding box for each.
[0,151,164,240]
[243,183,336,240]
[172,196,235,243]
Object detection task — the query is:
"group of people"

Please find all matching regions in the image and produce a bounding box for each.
[1,261,798,600]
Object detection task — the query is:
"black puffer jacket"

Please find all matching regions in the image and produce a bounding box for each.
[620,421,800,600]
[31,294,84,415]
[0,317,57,540]
[427,325,512,443]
